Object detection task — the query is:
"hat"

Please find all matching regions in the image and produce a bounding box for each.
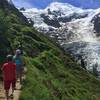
[6,54,13,61]
[16,49,21,55]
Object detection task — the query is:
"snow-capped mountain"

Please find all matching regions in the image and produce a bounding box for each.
[22,2,94,31]
[21,2,100,74]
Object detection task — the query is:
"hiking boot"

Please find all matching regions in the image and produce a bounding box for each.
[10,94,14,99]
[7,96,11,100]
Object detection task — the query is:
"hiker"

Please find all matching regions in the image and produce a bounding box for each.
[2,55,16,99]
[13,49,24,84]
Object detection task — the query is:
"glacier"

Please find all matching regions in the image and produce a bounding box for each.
[21,2,100,75]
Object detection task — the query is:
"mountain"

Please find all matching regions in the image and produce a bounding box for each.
[22,2,100,73]
[92,12,100,34]
[1,0,100,99]
[22,2,94,29]
[7,0,13,5]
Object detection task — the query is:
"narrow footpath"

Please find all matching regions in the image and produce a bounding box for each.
[0,81,21,100]
[0,67,27,100]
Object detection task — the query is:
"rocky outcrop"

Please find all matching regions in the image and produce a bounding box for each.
[92,13,100,36]
[40,14,61,28]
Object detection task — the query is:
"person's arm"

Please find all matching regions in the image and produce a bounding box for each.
[23,58,26,66]
[1,64,4,71]
[20,56,25,66]
[13,56,15,63]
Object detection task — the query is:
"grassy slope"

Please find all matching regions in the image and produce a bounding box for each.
[0,0,100,100]
[20,50,100,100]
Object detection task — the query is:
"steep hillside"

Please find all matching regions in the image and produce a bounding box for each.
[0,0,100,100]
[0,0,53,62]
[20,50,100,100]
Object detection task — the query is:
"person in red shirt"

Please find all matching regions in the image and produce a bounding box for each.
[2,55,16,99]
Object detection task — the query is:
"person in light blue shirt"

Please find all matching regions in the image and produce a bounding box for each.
[13,49,23,84]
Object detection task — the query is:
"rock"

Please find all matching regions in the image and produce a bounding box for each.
[40,14,61,28]
[92,13,100,36]
[20,7,26,11]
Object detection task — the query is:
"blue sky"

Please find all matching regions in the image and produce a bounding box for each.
[13,0,100,9]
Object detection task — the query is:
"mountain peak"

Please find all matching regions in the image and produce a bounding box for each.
[7,0,13,5]
[47,2,74,9]
[47,2,80,9]
[45,2,86,16]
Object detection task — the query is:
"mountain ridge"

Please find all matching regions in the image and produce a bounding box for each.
[22,2,96,30]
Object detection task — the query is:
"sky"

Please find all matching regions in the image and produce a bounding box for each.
[13,0,100,9]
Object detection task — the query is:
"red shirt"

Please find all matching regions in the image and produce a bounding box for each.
[2,62,16,81]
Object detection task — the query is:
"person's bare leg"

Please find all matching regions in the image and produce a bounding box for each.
[10,84,15,99]
[12,81,16,94]
[20,72,22,84]
[10,88,14,99]
[5,90,9,100]
[17,72,19,82]
[12,88,14,94]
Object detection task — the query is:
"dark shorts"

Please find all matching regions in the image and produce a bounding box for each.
[16,65,23,73]
[4,80,16,90]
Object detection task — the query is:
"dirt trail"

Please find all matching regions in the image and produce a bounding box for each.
[0,81,22,100]
[0,67,27,100]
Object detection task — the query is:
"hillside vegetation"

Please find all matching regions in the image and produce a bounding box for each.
[0,0,100,100]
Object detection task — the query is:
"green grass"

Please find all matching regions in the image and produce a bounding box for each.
[20,50,100,100]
